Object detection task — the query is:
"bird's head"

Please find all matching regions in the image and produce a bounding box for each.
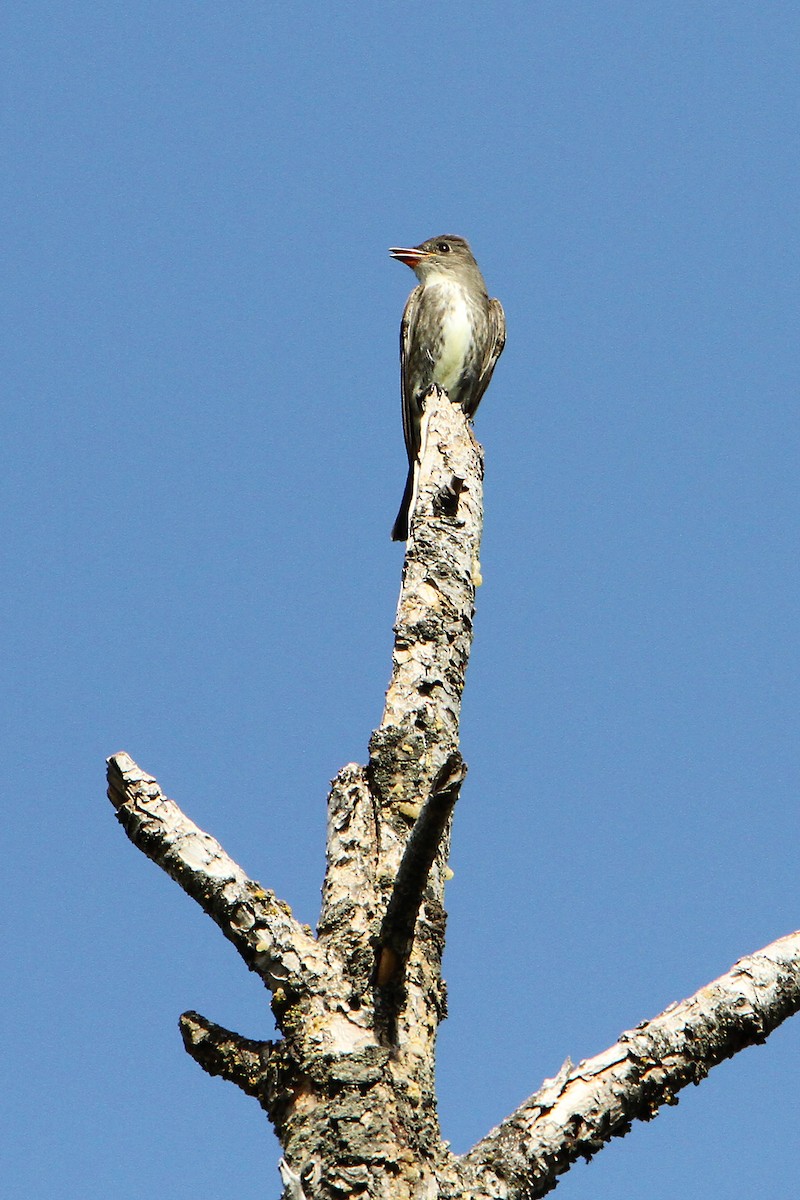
[389,235,478,283]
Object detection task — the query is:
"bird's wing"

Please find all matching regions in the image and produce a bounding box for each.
[467,296,507,417]
[399,284,424,463]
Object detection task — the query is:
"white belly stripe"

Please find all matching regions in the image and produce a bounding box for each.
[425,276,472,392]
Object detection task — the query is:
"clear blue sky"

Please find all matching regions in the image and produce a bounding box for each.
[4,4,799,1196]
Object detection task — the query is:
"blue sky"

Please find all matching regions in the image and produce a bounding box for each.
[4,4,799,1196]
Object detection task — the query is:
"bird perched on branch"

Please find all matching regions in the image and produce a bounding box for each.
[388,234,506,541]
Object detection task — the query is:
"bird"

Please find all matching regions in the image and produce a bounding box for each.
[388,234,506,541]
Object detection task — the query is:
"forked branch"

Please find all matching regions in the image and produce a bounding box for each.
[102,383,800,1200]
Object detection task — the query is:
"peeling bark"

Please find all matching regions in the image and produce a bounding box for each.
[106,387,800,1200]
[462,931,800,1198]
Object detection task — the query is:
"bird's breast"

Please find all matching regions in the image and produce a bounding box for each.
[423,279,474,394]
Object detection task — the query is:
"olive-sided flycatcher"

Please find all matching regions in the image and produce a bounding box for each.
[388,234,506,541]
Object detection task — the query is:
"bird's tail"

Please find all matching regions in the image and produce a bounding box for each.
[391,466,414,542]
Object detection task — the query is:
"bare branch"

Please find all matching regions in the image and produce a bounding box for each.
[179,1010,276,1104]
[375,752,466,986]
[107,751,321,995]
[460,931,800,1200]
[353,390,482,1070]
[369,386,483,827]
[318,764,379,947]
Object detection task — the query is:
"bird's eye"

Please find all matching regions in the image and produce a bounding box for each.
[436,241,451,253]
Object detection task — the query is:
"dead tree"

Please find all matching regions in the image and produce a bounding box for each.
[107,388,800,1200]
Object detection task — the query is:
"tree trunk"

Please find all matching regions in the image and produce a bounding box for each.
[107,387,800,1200]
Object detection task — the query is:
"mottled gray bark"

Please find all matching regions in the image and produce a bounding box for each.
[107,387,800,1200]
[461,931,800,1198]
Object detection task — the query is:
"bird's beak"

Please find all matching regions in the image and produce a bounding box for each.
[389,246,430,268]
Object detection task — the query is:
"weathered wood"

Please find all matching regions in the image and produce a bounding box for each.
[107,387,800,1200]
[461,931,800,1199]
